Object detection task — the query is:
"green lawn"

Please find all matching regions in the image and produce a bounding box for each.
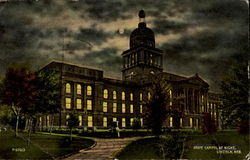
[0,131,95,159]
[116,131,249,160]
[117,137,163,160]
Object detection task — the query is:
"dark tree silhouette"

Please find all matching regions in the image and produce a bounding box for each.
[0,64,37,136]
[202,113,217,135]
[67,112,79,141]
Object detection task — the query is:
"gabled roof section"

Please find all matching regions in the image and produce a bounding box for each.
[185,73,209,87]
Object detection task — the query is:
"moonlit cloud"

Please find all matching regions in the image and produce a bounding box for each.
[0,0,248,91]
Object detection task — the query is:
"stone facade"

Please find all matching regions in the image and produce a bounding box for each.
[38,10,221,130]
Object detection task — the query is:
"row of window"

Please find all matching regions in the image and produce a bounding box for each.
[65,83,174,106]
[66,83,92,95]
[169,117,199,128]
[65,98,143,114]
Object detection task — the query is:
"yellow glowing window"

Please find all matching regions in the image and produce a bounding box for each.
[148,92,151,100]
[140,104,143,113]
[196,119,199,128]
[103,117,107,127]
[113,117,117,122]
[39,117,42,126]
[122,103,126,113]
[87,100,92,110]
[169,90,172,106]
[77,84,82,95]
[122,118,126,127]
[190,118,193,127]
[79,115,82,126]
[103,102,107,112]
[66,114,69,125]
[47,115,50,127]
[140,93,143,101]
[122,92,125,100]
[180,118,183,127]
[170,117,173,127]
[130,93,133,101]
[76,99,82,109]
[113,103,117,112]
[140,118,143,127]
[88,116,93,127]
[65,83,71,93]
[130,104,133,113]
[130,118,134,126]
[103,89,108,99]
[65,98,71,109]
[201,95,204,103]
[113,91,117,99]
[87,86,92,96]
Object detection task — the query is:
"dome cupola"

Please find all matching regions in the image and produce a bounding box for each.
[129,10,155,48]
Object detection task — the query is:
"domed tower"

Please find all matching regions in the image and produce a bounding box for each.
[122,10,163,81]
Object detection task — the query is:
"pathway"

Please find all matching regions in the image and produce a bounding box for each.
[63,137,136,160]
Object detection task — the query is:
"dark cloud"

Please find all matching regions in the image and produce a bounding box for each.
[75,27,112,45]
[153,19,189,34]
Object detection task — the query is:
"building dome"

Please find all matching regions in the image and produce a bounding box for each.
[130,10,155,48]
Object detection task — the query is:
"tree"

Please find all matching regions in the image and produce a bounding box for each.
[0,64,37,136]
[202,113,217,135]
[67,112,79,141]
[144,76,170,135]
[132,118,141,131]
[34,69,61,133]
[220,59,249,129]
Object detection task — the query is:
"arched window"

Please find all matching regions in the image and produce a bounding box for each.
[65,83,71,93]
[113,91,117,99]
[103,89,108,99]
[103,102,107,112]
[147,92,151,100]
[122,91,125,100]
[87,85,92,96]
[130,93,133,101]
[77,84,82,95]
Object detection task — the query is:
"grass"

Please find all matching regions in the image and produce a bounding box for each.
[116,130,249,160]
[0,131,95,159]
[117,137,163,160]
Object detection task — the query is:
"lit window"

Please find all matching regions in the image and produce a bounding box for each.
[103,117,107,127]
[122,92,125,100]
[66,114,70,125]
[122,103,126,113]
[76,99,82,109]
[196,119,199,128]
[148,92,151,100]
[113,117,117,122]
[190,118,193,127]
[113,103,117,112]
[65,98,71,109]
[170,117,173,127]
[201,95,204,103]
[87,100,92,110]
[130,118,134,126]
[140,93,143,101]
[103,89,108,99]
[103,102,107,112]
[130,93,133,101]
[47,115,50,127]
[113,91,117,99]
[87,86,92,96]
[77,84,82,95]
[140,118,143,127]
[39,117,42,126]
[79,115,82,126]
[140,104,143,113]
[66,83,71,93]
[180,118,183,127]
[169,90,172,106]
[88,116,93,127]
[130,104,133,113]
[122,118,126,127]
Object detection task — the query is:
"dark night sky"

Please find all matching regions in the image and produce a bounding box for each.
[0,0,248,91]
